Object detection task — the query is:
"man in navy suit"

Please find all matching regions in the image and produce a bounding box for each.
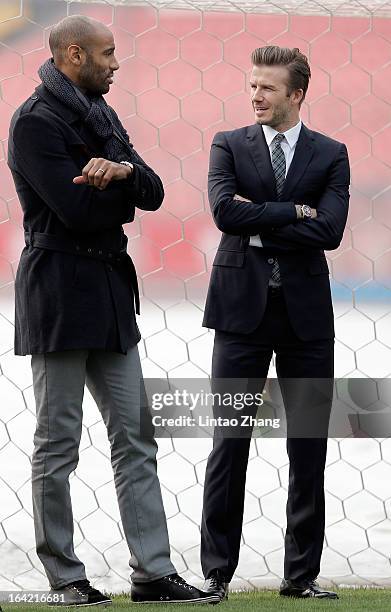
[201,46,350,600]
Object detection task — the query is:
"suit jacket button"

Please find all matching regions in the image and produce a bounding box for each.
[87,248,92,253]
[268,258,274,264]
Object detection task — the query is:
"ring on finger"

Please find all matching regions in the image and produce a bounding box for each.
[96,168,105,174]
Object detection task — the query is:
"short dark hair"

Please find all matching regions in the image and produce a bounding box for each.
[49,15,102,63]
[251,46,311,105]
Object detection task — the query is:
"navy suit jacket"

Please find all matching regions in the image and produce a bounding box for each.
[203,123,350,341]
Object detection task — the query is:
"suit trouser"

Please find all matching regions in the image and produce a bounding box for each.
[31,347,175,589]
[201,289,334,584]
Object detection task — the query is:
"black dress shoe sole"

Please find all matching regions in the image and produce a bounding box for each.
[205,592,228,602]
[131,595,220,604]
[280,590,339,599]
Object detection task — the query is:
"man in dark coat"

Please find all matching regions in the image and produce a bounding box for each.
[8,15,218,606]
[200,46,350,600]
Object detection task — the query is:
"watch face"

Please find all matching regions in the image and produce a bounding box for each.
[302,205,312,218]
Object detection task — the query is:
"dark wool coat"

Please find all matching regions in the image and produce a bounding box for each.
[8,84,164,355]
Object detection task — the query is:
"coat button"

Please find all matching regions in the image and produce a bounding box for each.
[98,250,103,255]
[87,248,92,253]
[267,258,274,264]
[75,245,80,251]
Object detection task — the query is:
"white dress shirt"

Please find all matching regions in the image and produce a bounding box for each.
[249,120,302,247]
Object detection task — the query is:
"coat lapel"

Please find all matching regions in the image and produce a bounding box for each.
[281,124,315,199]
[35,84,102,156]
[36,84,79,126]
[246,123,277,200]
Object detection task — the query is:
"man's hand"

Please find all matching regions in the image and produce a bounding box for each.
[73,158,133,190]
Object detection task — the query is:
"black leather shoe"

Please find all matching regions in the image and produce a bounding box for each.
[131,573,220,604]
[280,578,338,599]
[203,571,229,601]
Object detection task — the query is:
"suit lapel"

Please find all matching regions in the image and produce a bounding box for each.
[246,124,277,200]
[246,122,315,201]
[281,124,315,199]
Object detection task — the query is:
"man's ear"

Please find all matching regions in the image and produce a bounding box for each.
[292,88,304,106]
[67,44,84,66]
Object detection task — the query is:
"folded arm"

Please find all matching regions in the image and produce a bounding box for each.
[11,113,163,233]
[108,104,164,211]
[124,147,164,211]
[208,131,297,235]
[261,144,350,251]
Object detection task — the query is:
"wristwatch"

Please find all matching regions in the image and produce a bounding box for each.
[120,160,134,173]
[298,204,312,220]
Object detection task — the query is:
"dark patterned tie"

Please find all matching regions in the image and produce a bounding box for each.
[270,133,286,286]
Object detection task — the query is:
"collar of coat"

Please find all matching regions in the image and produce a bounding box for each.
[34,83,85,125]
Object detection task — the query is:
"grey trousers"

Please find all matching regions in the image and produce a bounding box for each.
[31,347,175,589]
